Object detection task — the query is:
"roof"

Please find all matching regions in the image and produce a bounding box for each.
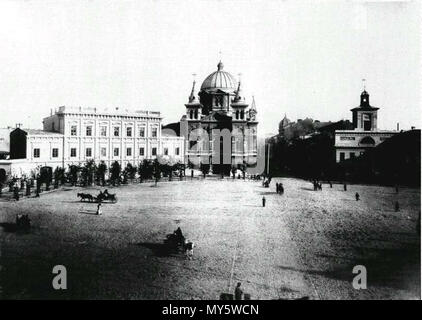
[200,61,237,92]
[22,129,64,136]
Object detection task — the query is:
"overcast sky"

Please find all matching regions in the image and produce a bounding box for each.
[0,0,420,136]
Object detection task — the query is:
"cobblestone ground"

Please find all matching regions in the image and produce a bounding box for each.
[0,177,420,299]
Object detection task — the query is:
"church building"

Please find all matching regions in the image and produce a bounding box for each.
[334,88,397,162]
[180,61,258,174]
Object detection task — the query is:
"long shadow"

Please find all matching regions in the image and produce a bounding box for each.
[0,222,30,234]
[137,242,174,257]
[300,187,316,191]
[282,243,421,291]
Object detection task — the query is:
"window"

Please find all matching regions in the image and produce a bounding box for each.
[151,127,158,137]
[126,127,132,137]
[350,152,355,159]
[126,147,132,156]
[101,147,107,157]
[71,125,77,136]
[114,148,119,157]
[164,148,169,156]
[339,152,345,161]
[86,126,92,136]
[52,148,59,158]
[152,147,157,156]
[139,147,145,156]
[70,148,77,157]
[33,148,40,158]
[100,126,107,137]
[175,147,180,156]
[139,127,145,137]
[86,147,92,157]
[114,126,120,137]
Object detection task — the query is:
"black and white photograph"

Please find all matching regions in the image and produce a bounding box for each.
[0,0,420,308]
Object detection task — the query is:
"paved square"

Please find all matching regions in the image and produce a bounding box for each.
[0,178,420,299]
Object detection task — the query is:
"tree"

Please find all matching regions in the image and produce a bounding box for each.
[231,166,237,179]
[200,163,210,179]
[152,159,161,186]
[67,165,80,186]
[123,163,137,184]
[138,159,153,183]
[53,167,65,187]
[110,161,121,186]
[81,159,96,186]
[96,161,107,186]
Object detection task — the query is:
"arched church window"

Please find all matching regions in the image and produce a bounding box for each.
[194,109,198,119]
[359,136,375,145]
[236,110,239,119]
[190,110,193,119]
[240,110,244,119]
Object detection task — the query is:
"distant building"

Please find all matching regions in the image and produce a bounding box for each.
[334,89,397,162]
[0,107,185,179]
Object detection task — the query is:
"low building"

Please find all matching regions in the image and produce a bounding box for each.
[334,89,397,162]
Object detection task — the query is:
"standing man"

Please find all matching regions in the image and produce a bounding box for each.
[262,196,266,207]
[355,192,360,201]
[234,282,243,300]
[96,203,102,215]
[344,183,347,191]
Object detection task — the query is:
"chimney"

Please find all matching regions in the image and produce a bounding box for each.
[411,126,415,130]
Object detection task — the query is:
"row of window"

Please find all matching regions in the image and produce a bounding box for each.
[70,125,158,138]
[33,146,180,158]
[339,151,364,161]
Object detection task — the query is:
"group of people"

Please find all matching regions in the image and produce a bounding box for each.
[312,180,322,191]
[275,182,284,195]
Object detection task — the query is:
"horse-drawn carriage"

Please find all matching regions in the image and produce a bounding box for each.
[163,227,194,258]
[77,190,117,203]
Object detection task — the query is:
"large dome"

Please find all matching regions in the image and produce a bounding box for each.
[200,61,237,91]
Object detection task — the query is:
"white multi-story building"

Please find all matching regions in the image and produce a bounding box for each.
[0,106,185,178]
[334,89,397,162]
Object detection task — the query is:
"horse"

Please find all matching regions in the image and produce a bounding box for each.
[77,193,94,202]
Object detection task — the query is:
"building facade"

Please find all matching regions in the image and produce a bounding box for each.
[0,107,185,179]
[334,89,397,162]
[180,61,258,174]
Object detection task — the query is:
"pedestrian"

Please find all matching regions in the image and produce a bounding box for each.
[96,203,102,215]
[276,183,279,194]
[355,192,360,201]
[344,183,347,191]
[394,201,399,212]
[13,186,19,201]
[395,185,399,193]
[234,282,243,300]
[280,183,284,195]
[329,180,332,188]
[262,196,266,207]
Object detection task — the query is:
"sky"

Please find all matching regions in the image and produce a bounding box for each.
[0,0,420,136]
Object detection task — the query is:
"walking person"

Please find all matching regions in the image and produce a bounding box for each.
[262,196,266,207]
[234,282,243,300]
[355,192,360,201]
[96,203,102,215]
[343,183,347,191]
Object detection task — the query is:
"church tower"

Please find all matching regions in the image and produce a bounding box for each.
[351,89,379,131]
